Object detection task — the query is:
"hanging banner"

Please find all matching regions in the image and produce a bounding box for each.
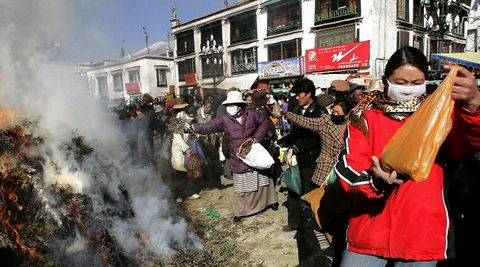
[305,40,370,72]
[184,74,197,85]
[258,57,305,80]
[125,82,141,95]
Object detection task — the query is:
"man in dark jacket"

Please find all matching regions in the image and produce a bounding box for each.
[279,78,326,230]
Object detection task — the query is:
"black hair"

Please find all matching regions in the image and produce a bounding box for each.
[384,46,428,79]
[333,100,350,115]
[292,78,316,99]
[185,106,197,115]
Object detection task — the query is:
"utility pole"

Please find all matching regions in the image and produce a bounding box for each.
[143,26,150,54]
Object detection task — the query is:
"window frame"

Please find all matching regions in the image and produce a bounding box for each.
[112,72,123,92]
[156,69,167,87]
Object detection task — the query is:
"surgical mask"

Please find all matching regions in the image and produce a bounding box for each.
[226,106,240,117]
[386,80,426,101]
[331,114,345,125]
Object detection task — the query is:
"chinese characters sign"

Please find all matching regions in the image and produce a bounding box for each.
[258,57,305,79]
[305,41,370,72]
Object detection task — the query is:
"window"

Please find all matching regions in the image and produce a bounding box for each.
[128,69,140,83]
[397,0,408,21]
[413,0,424,26]
[201,56,223,78]
[97,76,107,96]
[201,21,222,49]
[267,0,301,36]
[315,0,359,23]
[315,24,356,48]
[112,72,123,92]
[156,69,167,87]
[230,11,257,43]
[397,31,410,49]
[231,48,257,74]
[178,58,196,81]
[413,34,424,53]
[176,30,195,56]
[452,10,467,37]
[268,39,301,61]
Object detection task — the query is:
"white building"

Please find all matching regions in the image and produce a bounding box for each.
[80,42,175,106]
[466,0,480,52]
[171,0,471,95]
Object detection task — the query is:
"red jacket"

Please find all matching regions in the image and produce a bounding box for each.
[335,104,480,261]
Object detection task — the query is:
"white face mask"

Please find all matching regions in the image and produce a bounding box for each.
[386,79,426,101]
[226,106,240,116]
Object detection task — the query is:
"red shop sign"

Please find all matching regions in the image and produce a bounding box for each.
[305,40,370,72]
[125,82,141,95]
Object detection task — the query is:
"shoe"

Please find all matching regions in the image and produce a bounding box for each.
[233,216,242,222]
[282,225,296,232]
[188,193,200,200]
[271,203,279,211]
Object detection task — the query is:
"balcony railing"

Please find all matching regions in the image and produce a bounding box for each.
[231,29,257,43]
[267,19,301,35]
[315,6,358,23]
[232,62,257,73]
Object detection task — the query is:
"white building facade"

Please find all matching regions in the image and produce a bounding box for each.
[81,53,175,106]
[171,0,471,95]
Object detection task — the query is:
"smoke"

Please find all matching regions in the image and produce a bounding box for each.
[0,0,201,262]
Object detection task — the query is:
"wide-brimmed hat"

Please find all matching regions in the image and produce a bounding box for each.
[222,91,246,105]
[330,80,349,92]
[173,97,189,109]
[252,91,267,106]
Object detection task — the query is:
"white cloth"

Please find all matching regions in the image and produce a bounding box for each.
[171,132,189,172]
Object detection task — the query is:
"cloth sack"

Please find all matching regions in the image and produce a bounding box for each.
[237,138,275,170]
[381,66,458,182]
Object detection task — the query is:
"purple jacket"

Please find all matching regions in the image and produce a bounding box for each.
[193,109,269,173]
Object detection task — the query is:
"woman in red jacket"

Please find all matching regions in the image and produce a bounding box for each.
[335,46,480,266]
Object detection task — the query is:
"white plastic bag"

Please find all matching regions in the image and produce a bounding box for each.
[238,143,275,170]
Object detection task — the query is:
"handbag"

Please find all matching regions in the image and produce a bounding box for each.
[184,134,206,179]
[237,138,275,170]
[280,164,302,195]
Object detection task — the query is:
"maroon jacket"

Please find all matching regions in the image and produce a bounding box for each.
[193,109,269,173]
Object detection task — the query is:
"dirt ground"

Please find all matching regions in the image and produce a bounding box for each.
[179,176,299,266]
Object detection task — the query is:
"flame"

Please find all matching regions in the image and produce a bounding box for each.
[0,125,43,262]
[0,105,22,129]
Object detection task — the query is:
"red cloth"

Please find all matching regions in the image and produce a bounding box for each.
[163,99,175,116]
[335,106,480,261]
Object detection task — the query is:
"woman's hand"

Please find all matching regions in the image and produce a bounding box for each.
[371,156,404,186]
[444,65,480,111]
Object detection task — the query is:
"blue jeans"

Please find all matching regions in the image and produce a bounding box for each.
[340,250,438,267]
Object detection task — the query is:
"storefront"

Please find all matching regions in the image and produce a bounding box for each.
[256,56,305,92]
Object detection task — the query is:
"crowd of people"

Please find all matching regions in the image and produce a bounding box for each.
[111,47,480,267]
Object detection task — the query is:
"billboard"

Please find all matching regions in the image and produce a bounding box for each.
[258,57,305,79]
[305,41,370,72]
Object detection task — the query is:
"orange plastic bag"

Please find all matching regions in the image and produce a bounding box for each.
[380,66,458,182]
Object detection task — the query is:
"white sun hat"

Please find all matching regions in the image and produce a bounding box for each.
[222,91,247,105]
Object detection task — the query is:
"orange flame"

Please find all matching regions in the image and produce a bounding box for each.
[0,105,22,129]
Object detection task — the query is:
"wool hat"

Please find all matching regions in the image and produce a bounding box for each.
[330,80,349,92]
[173,97,189,109]
[222,91,247,105]
[316,94,335,109]
[252,91,267,106]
